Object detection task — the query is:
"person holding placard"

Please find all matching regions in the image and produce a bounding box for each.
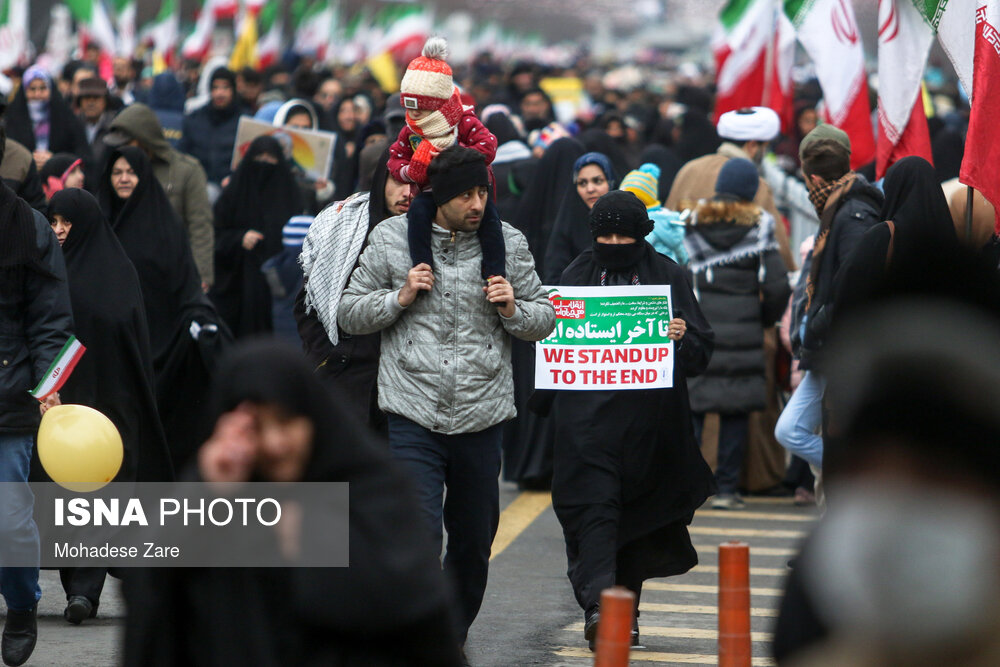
[549,190,715,650]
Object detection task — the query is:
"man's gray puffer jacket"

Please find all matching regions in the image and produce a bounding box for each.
[339,216,555,434]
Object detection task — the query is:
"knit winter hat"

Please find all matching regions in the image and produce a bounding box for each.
[400,37,454,112]
[621,163,662,209]
[715,158,759,202]
[590,191,654,240]
[282,215,313,248]
[799,123,852,161]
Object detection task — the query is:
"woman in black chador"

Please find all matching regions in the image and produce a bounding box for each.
[210,135,303,337]
[42,188,174,624]
[98,146,230,469]
[123,341,464,667]
[549,191,716,649]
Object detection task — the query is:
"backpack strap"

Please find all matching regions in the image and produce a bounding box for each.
[885,220,896,270]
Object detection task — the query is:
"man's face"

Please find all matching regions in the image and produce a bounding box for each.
[211,80,234,109]
[384,176,413,216]
[71,69,96,99]
[237,77,262,105]
[437,185,488,233]
[112,58,133,87]
[520,92,548,120]
[79,95,106,122]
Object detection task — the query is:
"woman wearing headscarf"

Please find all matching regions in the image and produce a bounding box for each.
[550,191,715,649]
[578,128,631,182]
[835,156,960,319]
[44,188,174,625]
[271,98,335,211]
[543,152,617,284]
[326,96,360,197]
[4,66,92,171]
[501,137,584,485]
[98,146,229,469]
[673,110,721,164]
[210,135,304,338]
[637,144,683,203]
[485,110,537,224]
[512,136,585,271]
[123,341,463,667]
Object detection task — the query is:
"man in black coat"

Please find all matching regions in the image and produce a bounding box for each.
[774,125,882,474]
[178,67,242,194]
[0,129,75,667]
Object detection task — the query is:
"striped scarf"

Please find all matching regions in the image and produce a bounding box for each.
[407,91,463,152]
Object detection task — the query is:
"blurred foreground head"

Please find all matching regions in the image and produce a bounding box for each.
[800,245,1000,662]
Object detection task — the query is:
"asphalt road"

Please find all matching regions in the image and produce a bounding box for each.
[7,483,818,666]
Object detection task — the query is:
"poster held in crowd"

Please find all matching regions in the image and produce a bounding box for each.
[231,117,336,181]
[535,285,674,391]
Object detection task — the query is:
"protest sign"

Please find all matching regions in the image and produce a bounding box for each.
[231,116,336,181]
[535,285,674,391]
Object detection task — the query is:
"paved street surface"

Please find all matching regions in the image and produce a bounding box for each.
[6,483,817,666]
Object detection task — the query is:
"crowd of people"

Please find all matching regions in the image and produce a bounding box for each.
[1,30,998,667]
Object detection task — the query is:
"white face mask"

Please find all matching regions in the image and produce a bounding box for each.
[804,480,1000,649]
[27,99,47,113]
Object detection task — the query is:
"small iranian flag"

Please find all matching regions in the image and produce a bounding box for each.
[140,0,180,58]
[257,0,282,69]
[961,1,1000,230]
[0,0,29,70]
[786,0,876,169]
[713,0,778,122]
[30,336,86,400]
[876,0,935,178]
[66,0,118,54]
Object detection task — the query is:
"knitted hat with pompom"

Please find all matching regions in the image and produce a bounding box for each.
[621,163,662,209]
[400,37,454,112]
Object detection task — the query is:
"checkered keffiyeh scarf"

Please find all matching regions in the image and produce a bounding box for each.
[805,172,857,310]
[685,209,779,277]
[300,191,372,346]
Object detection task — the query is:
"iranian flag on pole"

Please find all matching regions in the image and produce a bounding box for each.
[0,0,29,70]
[767,10,796,134]
[141,0,180,58]
[257,0,282,69]
[712,0,777,123]
[376,4,432,66]
[112,0,136,56]
[66,0,118,55]
[182,0,216,61]
[876,0,935,178]
[293,0,335,60]
[786,0,876,169]
[961,1,1000,230]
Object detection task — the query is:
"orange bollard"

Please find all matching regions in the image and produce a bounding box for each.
[594,586,635,667]
[719,540,751,667]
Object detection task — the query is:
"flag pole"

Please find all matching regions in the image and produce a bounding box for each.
[966,185,975,244]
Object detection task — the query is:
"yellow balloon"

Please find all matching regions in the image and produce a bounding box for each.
[37,404,123,492]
